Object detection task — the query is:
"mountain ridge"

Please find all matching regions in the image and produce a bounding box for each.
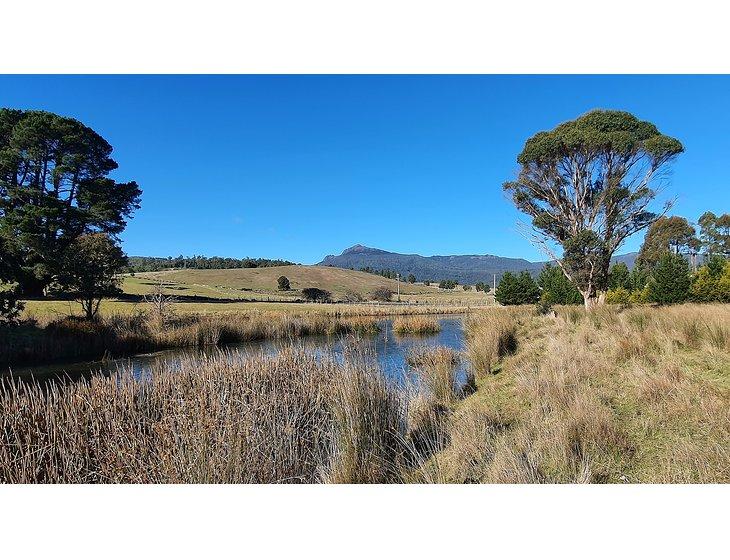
[319,244,637,285]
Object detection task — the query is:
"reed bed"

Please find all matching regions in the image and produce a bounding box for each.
[0,348,409,483]
[6,303,727,484]
[392,316,441,335]
[0,311,381,368]
[407,346,461,405]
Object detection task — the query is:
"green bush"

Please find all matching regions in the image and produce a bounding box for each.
[690,258,730,303]
[605,287,631,305]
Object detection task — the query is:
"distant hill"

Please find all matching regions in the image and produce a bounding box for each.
[319,244,638,285]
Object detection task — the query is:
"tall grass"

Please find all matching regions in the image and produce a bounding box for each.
[464,309,519,375]
[0,348,409,483]
[0,311,381,368]
[427,304,730,483]
[392,316,441,335]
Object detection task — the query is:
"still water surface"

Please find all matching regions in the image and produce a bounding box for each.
[8,317,468,385]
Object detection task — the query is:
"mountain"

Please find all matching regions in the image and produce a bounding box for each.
[319,245,638,285]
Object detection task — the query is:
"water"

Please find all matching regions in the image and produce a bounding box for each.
[6,317,469,386]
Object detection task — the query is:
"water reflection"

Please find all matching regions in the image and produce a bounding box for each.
[7,317,468,386]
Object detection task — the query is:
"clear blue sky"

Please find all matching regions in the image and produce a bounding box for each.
[2,75,728,264]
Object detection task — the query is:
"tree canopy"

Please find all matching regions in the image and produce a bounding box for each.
[504,110,683,308]
[0,109,141,295]
[495,271,540,306]
[698,212,730,257]
[57,233,127,319]
[637,216,699,270]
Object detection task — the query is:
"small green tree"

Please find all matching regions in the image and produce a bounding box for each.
[495,271,540,306]
[649,253,691,304]
[605,287,631,305]
[57,233,128,319]
[439,280,458,290]
[462,284,473,291]
[538,264,582,305]
[608,262,632,290]
[277,275,291,291]
[407,274,416,284]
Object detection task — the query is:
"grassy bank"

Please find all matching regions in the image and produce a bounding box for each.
[423,304,730,483]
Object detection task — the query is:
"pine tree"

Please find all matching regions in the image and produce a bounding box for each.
[649,253,691,304]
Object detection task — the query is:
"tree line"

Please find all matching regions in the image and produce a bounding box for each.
[129,255,295,272]
[495,211,730,307]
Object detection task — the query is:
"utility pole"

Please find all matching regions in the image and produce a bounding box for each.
[493,273,497,293]
[397,273,401,302]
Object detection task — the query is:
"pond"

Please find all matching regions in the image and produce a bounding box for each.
[5,316,469,386]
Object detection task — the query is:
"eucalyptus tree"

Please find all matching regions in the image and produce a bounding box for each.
[637,216,700,270]
[504,110,683,309]
[0,109,141,295]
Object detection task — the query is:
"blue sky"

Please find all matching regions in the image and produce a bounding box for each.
[2,75,728,264]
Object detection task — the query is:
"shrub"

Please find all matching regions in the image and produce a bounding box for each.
[606,287,631,305]
[407,274,416,284]
[277,275,291,291]
[301,287,332,302]
[342,291,364,303]
[690,258,730,303]
[463,285,472,291]
[439,279,458,290]
[371,287,393,302]
[629,286,651,304]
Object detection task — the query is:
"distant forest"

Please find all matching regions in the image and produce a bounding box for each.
[128,255,297,272]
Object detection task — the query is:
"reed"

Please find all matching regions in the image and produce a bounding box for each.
[392,316,441,335]
[0,348,408,483]
[464,309,519,375]
[0,311,381,368]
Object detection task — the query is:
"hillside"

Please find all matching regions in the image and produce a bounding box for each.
[319,244,638,284]
[123,265,470,302]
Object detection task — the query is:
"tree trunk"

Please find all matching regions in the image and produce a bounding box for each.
[583,290,606,310]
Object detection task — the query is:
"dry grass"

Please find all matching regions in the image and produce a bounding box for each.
[407,346,461,405]
[0,348,409,483]
[0,311,381,368]
[4,303,728,484]
[392,316,441,335]
[427,304,730,483]
[464,308,520,376]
